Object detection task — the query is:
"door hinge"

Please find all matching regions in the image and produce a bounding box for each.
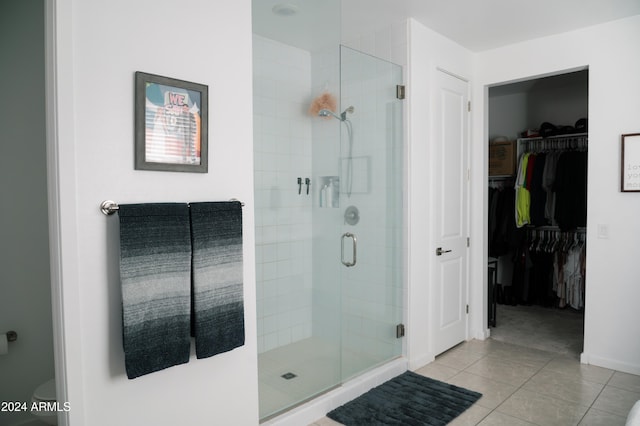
[466,305,469,314]
[396,323,405,338]
[396,85,406,100]
[468,101,471,112]
[467,237,470,247]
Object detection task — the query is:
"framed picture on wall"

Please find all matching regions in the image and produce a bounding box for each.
[621,133,640,192]
[135,71,208,172]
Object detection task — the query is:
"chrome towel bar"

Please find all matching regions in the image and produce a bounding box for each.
[100,199,245,216]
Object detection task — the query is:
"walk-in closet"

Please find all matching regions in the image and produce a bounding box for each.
[487,69,588,357]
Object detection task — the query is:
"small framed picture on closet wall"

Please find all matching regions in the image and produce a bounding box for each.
[621,133,640,192]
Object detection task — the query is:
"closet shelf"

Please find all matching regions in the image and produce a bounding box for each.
[523,225,586,232]
[517,133,588,156]
[518,132,587,142]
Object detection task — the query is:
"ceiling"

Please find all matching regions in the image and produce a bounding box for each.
[254,0,640,52]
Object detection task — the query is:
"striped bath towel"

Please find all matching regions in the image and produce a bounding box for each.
[118,203,192,379]
[189,201,245,358]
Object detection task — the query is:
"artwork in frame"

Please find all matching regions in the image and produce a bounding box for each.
[135,71,208,172]
[621,133,640,192]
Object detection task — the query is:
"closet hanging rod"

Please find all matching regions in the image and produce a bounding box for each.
[520,132,588,142]
[520,134,588,154]
[100,199,245,216]
[524,225,586,233]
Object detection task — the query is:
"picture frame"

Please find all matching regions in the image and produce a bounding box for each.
[135,71,208,172]
[621,133,640,192]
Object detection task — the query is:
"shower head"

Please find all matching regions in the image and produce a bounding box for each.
[318,106,355,121]
[318,109,342,120]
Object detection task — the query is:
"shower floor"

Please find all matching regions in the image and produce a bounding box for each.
[258,337,378,420]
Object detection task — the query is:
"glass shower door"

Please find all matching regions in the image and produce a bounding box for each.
[254,40,403,420]
[338,46,404,380]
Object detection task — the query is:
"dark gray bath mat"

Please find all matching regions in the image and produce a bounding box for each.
[327,371,482,425]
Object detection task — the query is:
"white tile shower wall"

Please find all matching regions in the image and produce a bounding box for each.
[343,20,408,73]
[310,45,342,344]
[253,35,313,353]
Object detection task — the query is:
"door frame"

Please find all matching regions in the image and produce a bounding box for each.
[46,1,85,424]
[405,58,474,369]
[478,67,590,344]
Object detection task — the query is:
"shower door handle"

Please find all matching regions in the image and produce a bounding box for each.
[341,232,357,267]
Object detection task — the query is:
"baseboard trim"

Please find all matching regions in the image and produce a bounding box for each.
[581,352,640,375]
[408,353,435,371]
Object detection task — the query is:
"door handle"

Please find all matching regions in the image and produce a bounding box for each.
[341,232,357,267]
[436,247,452,256]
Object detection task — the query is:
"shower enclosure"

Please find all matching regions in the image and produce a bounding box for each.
[253,3,403,420]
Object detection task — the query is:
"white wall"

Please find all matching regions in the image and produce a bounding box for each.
[471,15,640,375]
[51,0,258,424]
[488,92,528,141]
[0,2,55,425]
[488,71,589,141]
[342,20,408,68]
[527,71,589,129]
[406,19,474,369]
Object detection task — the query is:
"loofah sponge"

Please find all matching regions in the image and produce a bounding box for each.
[308,92,337,119]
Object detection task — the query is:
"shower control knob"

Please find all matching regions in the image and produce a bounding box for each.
[344,206,360,225]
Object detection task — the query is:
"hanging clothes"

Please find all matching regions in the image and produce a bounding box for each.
[513,229,586,309]
[514,136,587,230]
[515,153,531,228]
[488,186,500,254]
[529,153,547,226]
[542,151,560,225]
[564,241,586,309]
[554,151,588,231]
[492,134,588,310]
[489,186,521,257]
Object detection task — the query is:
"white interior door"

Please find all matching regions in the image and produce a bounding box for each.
[431,70,469,356]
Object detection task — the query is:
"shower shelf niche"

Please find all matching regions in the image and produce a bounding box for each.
[318,176,339,208]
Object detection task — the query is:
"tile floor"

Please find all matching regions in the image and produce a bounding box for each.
[489,304,584,357]
[309,305,640,425]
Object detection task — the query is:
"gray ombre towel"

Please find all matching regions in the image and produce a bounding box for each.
[118,203,192,379]
[189,201,245,358]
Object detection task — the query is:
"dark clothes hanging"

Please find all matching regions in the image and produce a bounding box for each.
[509,229,586,309]
[511,242,532,305]
[491,135,587,311]
[554,151,588,231]
[529,153,547,226]
[529,251,555,307]
[524,154,537,189]
[488,187,500,254]
[489,187,522,257]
